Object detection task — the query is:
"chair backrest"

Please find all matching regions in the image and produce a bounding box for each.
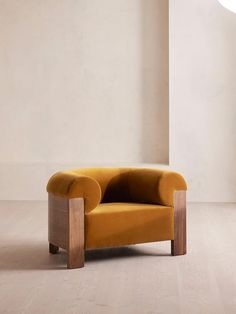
[71,168,186,206]
[71,168,128,202]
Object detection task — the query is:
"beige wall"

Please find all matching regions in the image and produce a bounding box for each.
[170,0,236,202]
[0,0,169,200]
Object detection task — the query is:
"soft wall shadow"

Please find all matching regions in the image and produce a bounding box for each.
[141,0,169,163]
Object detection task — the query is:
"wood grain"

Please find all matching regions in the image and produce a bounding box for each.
[48,194,69,250]
[68,198,85,269]
[48,193,85,268]
[171,190,186,256]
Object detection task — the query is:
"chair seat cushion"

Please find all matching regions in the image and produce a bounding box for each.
[85,202,174,249]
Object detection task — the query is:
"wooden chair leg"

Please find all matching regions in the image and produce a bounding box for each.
[67,198,85,269]
[49,243,59,254]
[171,191,186,256]
[48,194,85,269]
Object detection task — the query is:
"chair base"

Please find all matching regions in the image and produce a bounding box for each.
[48,191,186,269]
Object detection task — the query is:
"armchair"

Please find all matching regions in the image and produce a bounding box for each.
[47,168,187,268]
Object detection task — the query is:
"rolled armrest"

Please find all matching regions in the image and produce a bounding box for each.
[46,171,101,213]
[127,168,187,207]
[156,170,187,206]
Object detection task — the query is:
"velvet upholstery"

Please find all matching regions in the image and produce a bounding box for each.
[85,202,174,249]
[47,168,187,249]
[47,171,101,212]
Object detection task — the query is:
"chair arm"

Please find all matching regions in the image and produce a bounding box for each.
[46,171,101,213]
[157,170,187,206]
[127,169,187,207]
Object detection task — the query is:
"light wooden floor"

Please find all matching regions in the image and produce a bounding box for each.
[0,201,236,314]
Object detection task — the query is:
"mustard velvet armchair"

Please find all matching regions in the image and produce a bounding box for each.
[47,168,187,269]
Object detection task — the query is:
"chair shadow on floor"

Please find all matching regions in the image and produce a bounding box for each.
[0,240,171,271]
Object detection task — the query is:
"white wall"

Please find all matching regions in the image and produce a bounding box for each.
[0,0,168,200]
[170,0,236,202]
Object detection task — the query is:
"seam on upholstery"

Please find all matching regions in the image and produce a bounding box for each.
[67,177,77,195]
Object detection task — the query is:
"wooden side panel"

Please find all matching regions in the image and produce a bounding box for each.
[68,198,85,269]
[48,193,85,268]
[48,194,69,250]
[171,191,186,256]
